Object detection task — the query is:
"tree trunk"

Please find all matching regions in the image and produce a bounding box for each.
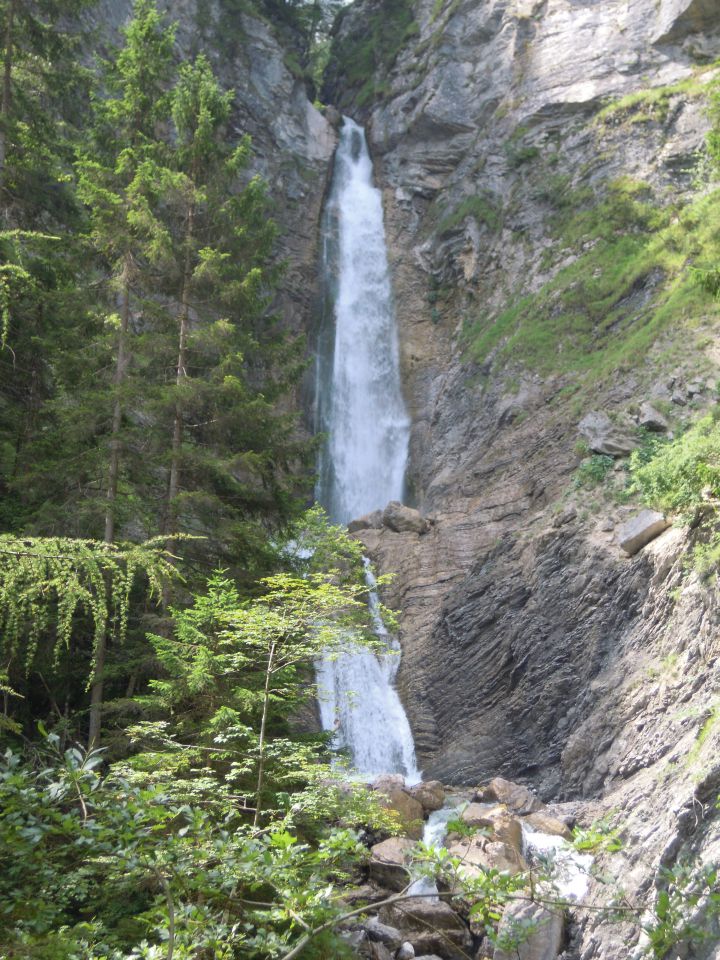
[0,0,16,193]
[253,640,276,828]
[164,200,195,546]
[89,260,131,749]
[104,263,131,544]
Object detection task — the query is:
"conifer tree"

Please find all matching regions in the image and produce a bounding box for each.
[74,0,175,745]
[0,0,95,531]
[152,53,310,577]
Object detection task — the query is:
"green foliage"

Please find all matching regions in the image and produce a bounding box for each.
[323,0,417,107]
[445,815,479,838]
[0,534,175,672]
[628,412,720,519]
[596,66,717,127]
[574,454,614,489]
[463,179,720,386]
[0,736,373,959]
[572,817,623,853]
[643,861,720,958]
[437,193,502,235]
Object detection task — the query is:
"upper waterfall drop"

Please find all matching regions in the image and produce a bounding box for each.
[315,117,419,783]
[316,117,411,523]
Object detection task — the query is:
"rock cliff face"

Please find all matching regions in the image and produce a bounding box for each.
[325,1,720,956]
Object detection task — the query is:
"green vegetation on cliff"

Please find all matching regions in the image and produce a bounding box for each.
[465,175,720,385]
[322,0,418,107]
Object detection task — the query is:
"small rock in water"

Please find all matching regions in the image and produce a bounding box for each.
[479,776,544,814]
[522,810,573,841]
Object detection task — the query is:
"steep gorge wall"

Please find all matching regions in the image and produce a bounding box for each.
[325,2,720,955]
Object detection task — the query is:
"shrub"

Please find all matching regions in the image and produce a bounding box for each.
[574,454,614,488]
[628,411,720,519]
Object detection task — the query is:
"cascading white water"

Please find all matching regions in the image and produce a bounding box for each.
[315,117,420,783]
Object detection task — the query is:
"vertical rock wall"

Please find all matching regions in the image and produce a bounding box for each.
[326,5,720,954]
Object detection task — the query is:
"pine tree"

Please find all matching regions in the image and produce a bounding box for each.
[73,0,176,745]
[151,53,310,579]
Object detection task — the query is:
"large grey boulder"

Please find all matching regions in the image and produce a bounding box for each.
[493,902,564,960]
[381,898,472,960]
[365,917,403,950]
[382,501,430,534]
[578,411,638,457]
[638,402,669,432]
[618,510,670,556]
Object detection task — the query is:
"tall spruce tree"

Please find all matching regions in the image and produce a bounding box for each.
[73,0,176,745]
[152,53,310,579]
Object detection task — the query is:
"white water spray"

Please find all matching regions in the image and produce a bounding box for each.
[315,117,419,782]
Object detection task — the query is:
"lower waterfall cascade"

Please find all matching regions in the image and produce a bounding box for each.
[314,117,420,782]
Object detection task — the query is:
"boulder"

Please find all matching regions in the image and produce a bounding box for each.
[638,402,669,432]
[364,943,393,960]
[373,774,407,793]
[348,509,384,533]
[448,837,527,876]
[407,780,445,813]
[492,902,564,960]
[522,811,573,841]
[461,802,503,826]
[382,501,430,534]
[365,917,403,950]
[460,805,523,853]
[617,509,670,556]
[369,838,416,891]
[479,778,544,815]
[578,411,637,457]
[397,943,416,960]
[381,898,472,960]
[376,787,425,840]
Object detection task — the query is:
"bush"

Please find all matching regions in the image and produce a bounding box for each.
[628,411,720,519]
[574,454,614,488]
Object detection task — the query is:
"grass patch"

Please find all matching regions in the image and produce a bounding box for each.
[574,454,614,489]
[595,65,718,126]
[463,181,720,385]
[437,193,502,235]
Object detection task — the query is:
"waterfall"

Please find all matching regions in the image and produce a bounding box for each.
[315,117,420,783]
